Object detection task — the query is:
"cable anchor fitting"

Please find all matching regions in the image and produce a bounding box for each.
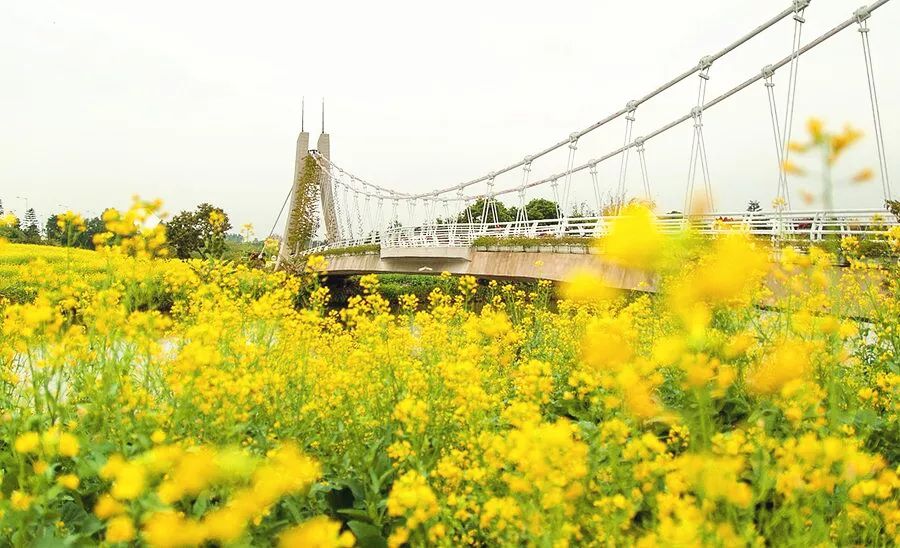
[698,55,714,77]
[625,100,639,121]
[690,106,704,127]
[792,0,809,22]
[855,5,871,30]
[793,0,811,12]
[634,136,646,152]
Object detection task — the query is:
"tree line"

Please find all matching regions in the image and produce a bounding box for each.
[0,198,252,260]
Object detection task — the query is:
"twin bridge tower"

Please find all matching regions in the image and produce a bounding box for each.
[280,100,340,260]
[280,0,896,262]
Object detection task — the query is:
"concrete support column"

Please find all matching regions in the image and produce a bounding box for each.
[316,132,341,243]
[277,131,310,264]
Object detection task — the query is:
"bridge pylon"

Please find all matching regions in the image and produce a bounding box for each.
[278,130,310,264]
[316,132,340,243]
[278,128,340,266]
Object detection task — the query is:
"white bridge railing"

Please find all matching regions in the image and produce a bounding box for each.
[303,209,897,254]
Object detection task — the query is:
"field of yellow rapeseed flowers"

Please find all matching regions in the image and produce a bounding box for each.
[1,200,900,547]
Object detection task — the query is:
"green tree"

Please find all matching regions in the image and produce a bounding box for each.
[44,213,104,248]
[0,204,22,242]
[22,208,40,243]
[457,198,517,224]
[81,217,105,249]
[45,214,63,244]
[164,203,232,259]
[525,198,560,220]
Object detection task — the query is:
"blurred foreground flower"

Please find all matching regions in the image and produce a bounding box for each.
[602,204,664,270]
[784,119,871,210]
[561,268,617,303]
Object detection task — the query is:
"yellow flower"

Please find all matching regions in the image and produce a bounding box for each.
[11,490,34,511]
[360,273,381,293]
[831,124,863,156]
[746,339,810,395]
[841,236,860,256]
[278,516,355,548]
[392,397,429,434]
[788,141,808,153]
[209,210,226,229]
[151,430,167,444]
[56,211,87,233]
[561,268,616,303]
[58,432,80,457]
[57,474,80,490]
[94,494,125,519]
[202,507,247,544]
[14,432,40,454]
[689,233,768,305]
[807,117,824,142]
[142,511,206,547]
[782,160,805,176]
[110,462,146,500]
[458,275,478,296]
[581,317,634,371]
[33,460,49,474]
[674,453,752,508]
[887,226,900,252]
[618,370,662,420]
[305,255,328,273]
[851,168,874,183]
[106,515,136,543]
[387,471,439,527]
[92,231,114,247]
[603,204,664,270]
[100,454,125,480]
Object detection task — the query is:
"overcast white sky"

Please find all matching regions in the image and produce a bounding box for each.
[1,0,898,235]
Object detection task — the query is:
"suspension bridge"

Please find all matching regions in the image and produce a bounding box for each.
[272,0,898,282]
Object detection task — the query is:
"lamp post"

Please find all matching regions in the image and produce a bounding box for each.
[16,195,29,214]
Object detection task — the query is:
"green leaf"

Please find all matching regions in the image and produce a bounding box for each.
[33,533,68,548]
[192,493,209,517]
[58,501,104,536]
[336,508,372,522]
[342,478,366,502]
[347,520,387,548]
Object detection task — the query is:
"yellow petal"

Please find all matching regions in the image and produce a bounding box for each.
[851,168,874,183]
[782,160,805,176]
